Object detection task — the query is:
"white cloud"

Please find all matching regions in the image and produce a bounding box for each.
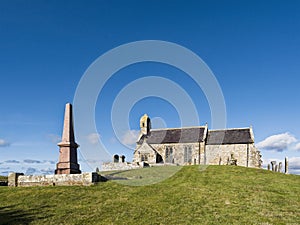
[87,133,101,144]
[0,139,10,147]
[23,159,42,164]
[289,157,300,175]
[5,160,20,164]
[121,130,140,146]
[257,133,297,152]
[0,159,57,176]
[293,143,300,151]
[25,167,38,175]
[40,168,54,174]
[289,157,300,169]
[42,160,56,165]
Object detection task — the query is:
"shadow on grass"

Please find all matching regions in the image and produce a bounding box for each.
[0,206,34,225]
[0,205,50,225]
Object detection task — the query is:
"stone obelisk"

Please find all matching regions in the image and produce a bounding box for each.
[55,103,81,174]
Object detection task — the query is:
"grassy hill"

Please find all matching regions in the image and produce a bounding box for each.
[0,165,299,224]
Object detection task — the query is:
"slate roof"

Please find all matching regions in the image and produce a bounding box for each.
[140,127,206,144]
[206,128,253,145]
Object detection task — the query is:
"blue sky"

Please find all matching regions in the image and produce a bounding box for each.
[1,0,300,175]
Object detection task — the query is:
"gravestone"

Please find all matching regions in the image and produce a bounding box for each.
[278,162,282,173]
[119,155,125,163]
[270,161,276,171]
[285,157,288,174]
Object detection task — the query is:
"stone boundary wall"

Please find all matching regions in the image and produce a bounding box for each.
[102,162,141,171]
[8,172,102,187]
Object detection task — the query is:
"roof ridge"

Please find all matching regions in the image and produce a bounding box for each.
[209,127,251,132]
[150,126,206,131]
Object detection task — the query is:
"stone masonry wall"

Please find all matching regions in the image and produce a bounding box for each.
[150,142,202,165]
[102,162,141,171]
[205,143,260,168]
[8,172,101,187]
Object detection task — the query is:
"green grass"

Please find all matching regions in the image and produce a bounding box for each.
[0,166,299,224]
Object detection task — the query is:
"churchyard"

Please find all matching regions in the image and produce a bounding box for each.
[0,165,299,224]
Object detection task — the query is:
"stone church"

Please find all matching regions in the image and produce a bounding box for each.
[133,114,262,168]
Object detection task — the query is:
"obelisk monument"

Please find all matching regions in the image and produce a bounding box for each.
[55,103,81,174]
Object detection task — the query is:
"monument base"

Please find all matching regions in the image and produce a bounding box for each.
[55,162,81,174]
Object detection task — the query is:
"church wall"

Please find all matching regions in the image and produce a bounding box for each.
[150,142,202,165]
[205,144,247,166]
[249,144,262,168]
[205,143,261,168]
[133,143,157,164]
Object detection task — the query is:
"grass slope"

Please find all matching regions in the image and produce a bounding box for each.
[0,166,299,224]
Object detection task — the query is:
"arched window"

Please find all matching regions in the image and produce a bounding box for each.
[141,154,148,162]
[184,146,192,163]
[166,146,174,163]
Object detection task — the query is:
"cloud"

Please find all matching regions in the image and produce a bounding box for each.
[40,168,54,175]
[25,167,38,175]
[5,160,20,164]
[0,159,57,176]
[289,157,300,169]
[0,139,10,147]
[0,167,10,170]
[42,160,56,164]
[1,171,14,176]
[293,143,300,151]
[87,133,100,144]
[121,130,140,146]
[288,157,300,175]
[257,133,297,152]
[23,159,42,164]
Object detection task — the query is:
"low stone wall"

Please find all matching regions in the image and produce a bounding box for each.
[8,172,102,187]
[102,162,141,171]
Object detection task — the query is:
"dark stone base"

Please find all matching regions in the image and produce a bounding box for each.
[55,168,81,174]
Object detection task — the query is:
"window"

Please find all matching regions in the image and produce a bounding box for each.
[165,146,174,163]
[141,154,148,162]
[184,146,192,163]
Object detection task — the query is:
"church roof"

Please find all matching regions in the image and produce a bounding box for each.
[206,128,254,145]
[142,127,206,144]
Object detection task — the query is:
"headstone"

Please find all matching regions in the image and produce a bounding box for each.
[270,161,276,171]
[285,157,288,174]
[119,155,125,163]
[113,154,119,163]
[55,103,81,174]
[278,162,282,173]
